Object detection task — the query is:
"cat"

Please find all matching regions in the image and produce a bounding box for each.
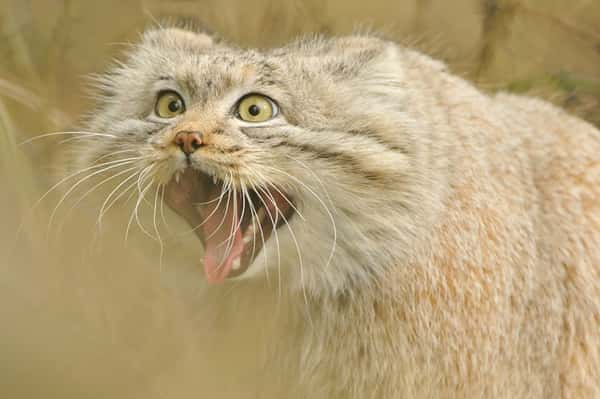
[72,27,599,398]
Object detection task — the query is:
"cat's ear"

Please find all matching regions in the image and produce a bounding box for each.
[306,35,394,78]
[141,26,216,50]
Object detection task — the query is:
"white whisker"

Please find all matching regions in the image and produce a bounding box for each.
[204,180,233,241]
[153,184,165,272]
[265,181,306,222]
[46,159,142,238]
[263,165,338,271]
[241,184,269,283]
[19,131,118,146]
[125,165,156,241]
[57,165,141,235]
[16,156,141,245]
[217,186,246,256]
[266,186,313,327]
[284,154,336,211]
[97,169,142,228]
[253,185,283,301]
[178,179,232,237]
[92,148,139,165]
[159,184,171,234]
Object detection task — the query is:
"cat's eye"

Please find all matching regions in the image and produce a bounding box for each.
[155,90,186,118]
[236,94,278,123]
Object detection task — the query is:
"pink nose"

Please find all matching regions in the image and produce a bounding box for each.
[174,131,204,155]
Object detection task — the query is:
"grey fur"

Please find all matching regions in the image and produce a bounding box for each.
[73,27,600,398]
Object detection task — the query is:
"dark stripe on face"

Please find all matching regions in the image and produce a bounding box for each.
[249,135,388,183]
[221,145,243,154]
[244,125,409,156]
[206,145,244,155]
[346,129,410,155]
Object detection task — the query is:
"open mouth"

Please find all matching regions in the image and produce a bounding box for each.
[165,168,295,284]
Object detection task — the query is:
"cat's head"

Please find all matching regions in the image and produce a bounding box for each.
[75,27,443,294]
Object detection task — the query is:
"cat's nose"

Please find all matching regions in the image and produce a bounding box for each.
[174,131,204,155]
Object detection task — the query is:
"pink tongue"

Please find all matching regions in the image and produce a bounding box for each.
[201,190,245,284]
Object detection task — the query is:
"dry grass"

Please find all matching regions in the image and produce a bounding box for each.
[0,0,599,397]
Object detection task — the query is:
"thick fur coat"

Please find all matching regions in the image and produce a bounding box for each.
[74,28,599,398]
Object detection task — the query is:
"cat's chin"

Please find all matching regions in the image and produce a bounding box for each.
[164,167,295,284]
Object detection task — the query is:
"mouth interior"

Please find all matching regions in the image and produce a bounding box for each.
[165,169,294,284]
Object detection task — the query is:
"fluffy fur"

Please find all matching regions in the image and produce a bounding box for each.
[73,27,599,398]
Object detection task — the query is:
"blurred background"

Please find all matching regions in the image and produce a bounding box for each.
[1,0,599,397]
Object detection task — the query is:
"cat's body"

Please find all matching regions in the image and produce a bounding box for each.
[74,28,599,398]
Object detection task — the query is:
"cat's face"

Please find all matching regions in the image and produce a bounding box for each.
[77,28,427,293]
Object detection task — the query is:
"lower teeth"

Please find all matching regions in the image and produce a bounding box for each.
[243,228,253,244]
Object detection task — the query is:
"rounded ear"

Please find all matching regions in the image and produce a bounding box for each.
[305,35,394,78]
[141,26,216,50]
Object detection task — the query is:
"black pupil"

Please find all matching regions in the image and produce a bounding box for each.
[248,104,260,116]
[168,99,181,113]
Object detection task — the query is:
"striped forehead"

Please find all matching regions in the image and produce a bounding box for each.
[151,50,278,99]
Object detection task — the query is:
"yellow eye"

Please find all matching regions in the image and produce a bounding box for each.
[237,94,277,122]
[155,91,185,118]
